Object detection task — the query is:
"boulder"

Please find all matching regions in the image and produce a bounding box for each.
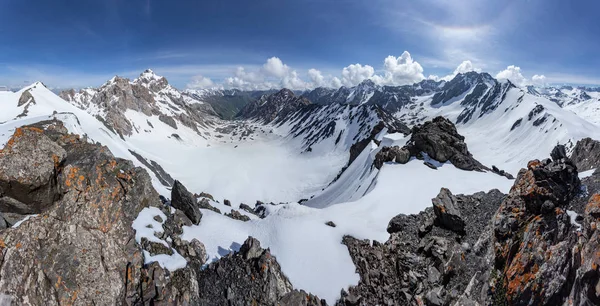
[406,116,486,171]
[158,114,178,129]
[570,137,600,171]
[373,146,411,169]
[432,188,465,233]
[171,180,202,225]
[224,199,231,206]
[195,236,326,305]
[198,197,221,213]
[0,126,66,213]
[225,209,250,222]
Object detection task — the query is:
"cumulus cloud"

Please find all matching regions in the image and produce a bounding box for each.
[262,57,290,78]
[308,68,326,87]
[496,65,528,86]
[373,51,425,85]
[440,60,480,81]
[531,74,547,87]
[340,63,375,87]
[185,52,549,91]
[186,75,215,89]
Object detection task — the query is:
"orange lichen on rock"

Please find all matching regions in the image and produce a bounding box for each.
[585,194,600,218]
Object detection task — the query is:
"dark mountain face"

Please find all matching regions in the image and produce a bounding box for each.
[184,89,277,120]
[236,88,312,123]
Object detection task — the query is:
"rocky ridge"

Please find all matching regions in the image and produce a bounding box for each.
[0,120,325,305]
[338,144,600,305]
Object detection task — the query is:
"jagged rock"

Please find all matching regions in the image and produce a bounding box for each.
[240,203,258,216]
[373,146,411,169]
[490,145,584,305]
[325,221,336,227]
[225,209,250,222]
[141,237,173,256]
[571,137,600,171]
[128,149,174,187]
[0,126,66,213]
[224,199,231,206]
[406,116,487,171]
[158,114,178,129]
[198,197,221,213]
[387,213,411,234]
[279,290,328,306]
[0,121,163,304]
[17,89,35,107]
[432,188,466,233]
[171,180,202,225]
[237,88,311,123]
[196,236,326,305]
[198,192,215,201]
[340,189,505,306]
[492,165,515,179]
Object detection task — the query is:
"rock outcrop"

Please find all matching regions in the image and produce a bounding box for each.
[571,137,600,171]
[0,120,161,304]
[339,145,600,306]
[171,180,202,225]
[237,88,312,123]
[373,146,410,169]
[196,237,327,306]
[406,116,487,171]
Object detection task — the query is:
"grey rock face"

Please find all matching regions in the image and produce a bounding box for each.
[225,209,250,222]
[0,120,161,305]
[237,88,312,123]
[158,114,178,129]
[406,116,487,171]
[0,126,66,213]
[128,149,174,187]
[338,187,506,306]
[571,137,600,171]
[432,188,466,233]
[373,146,410,169]
[196,236,327,305]
[17,89,35,107]
[171,180,202,225]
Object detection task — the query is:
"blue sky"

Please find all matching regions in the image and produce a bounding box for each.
[1,0,599,89]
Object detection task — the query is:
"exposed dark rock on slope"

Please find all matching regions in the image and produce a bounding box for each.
[406,116,487,171]
[374,116,497,174]
[339,145,600,306]
[0,120,163,304]
[196,237,327,306]
[237,88,312,123]
[0,120,325,305]
[571,137,600,171]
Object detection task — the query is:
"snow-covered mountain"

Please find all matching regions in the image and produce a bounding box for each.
[4,69,600,304]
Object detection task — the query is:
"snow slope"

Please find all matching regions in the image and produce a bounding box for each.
[181,147,513,304]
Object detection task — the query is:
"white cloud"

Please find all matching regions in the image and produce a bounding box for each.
[440,60,480,81]
[308,69,326,88]
[262,57,290,78]
[531,74,547,87]
[496,65,527,86]
[372,51,425,85]
[341,63,375,87]
[330,77,342,88]
[186,75,215,89]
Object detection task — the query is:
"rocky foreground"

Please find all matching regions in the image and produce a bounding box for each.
[1,118,600,305]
